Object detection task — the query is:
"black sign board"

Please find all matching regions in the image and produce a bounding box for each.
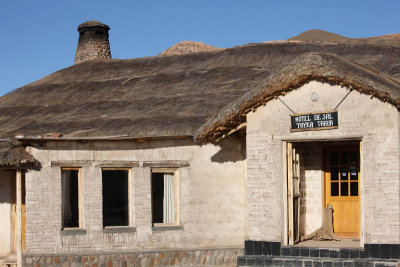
[290,111,338,132]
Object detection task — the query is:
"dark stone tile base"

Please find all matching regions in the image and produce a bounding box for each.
[243,241,400,260]
[237,256,399,267]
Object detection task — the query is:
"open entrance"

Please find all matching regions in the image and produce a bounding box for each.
[286,141,361,247]
[0,170,26,260]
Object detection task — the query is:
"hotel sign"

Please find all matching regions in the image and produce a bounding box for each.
[290,111,338,132]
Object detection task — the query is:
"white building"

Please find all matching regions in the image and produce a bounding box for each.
[0,21,399,267]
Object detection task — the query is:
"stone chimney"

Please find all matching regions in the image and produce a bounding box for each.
[75,20,111,64]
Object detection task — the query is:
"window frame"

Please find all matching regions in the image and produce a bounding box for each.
[151,168,179,227]
[61,167,84,230]
[101,168,134,229]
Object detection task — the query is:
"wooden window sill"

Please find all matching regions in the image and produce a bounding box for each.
[152,225,184,232]
[103,226,137,233]
[61,228,87,236]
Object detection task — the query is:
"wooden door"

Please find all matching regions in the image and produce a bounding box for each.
[287,143,300,245]
[325,147,360,238]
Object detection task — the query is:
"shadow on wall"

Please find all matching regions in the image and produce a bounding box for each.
[28,138,196,151]
[25,131,247,164]
[0,170,14,204]
[210,130,246,163]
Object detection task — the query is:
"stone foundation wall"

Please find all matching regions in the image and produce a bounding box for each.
[23,248,242,267]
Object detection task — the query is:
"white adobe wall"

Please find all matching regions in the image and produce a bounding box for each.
[0,170,14,256]
[24,136,246,253]
[246,81,400,244]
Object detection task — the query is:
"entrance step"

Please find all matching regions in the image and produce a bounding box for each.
[240,241,400,266]
[237,255,400,266]
[0,254,17,267]
[0,261,17,267]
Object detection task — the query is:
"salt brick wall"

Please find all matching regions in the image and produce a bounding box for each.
[296,143,323,236]
[24,137,246,253]
[246,81,400,244]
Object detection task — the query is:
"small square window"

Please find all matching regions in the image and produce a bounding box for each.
[102,169,130,227]
[61,168,82,228]
[151,170,178,225]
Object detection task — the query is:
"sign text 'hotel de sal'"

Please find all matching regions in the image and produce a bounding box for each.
[290,111,338,132]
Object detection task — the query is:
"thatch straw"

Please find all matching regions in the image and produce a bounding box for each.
[0,36,398,141]
[195,52,400,141]
[0,141,37,168]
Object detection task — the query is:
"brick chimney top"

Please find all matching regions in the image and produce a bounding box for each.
[74,20,111,64]
[77,20,110,32]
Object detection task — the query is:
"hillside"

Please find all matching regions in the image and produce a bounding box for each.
[288,29,350,42]
[159,40,223,56]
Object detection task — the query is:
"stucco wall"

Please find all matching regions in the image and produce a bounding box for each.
[24,136,246,253]
[0,170,14,256]
[246,81,400,244]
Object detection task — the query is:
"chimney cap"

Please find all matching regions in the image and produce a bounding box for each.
[77,20,110,32]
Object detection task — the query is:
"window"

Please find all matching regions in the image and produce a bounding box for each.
[102,169,130,227]
[329,151,359,197]
[61,168,82,228]
[151,170,178,225]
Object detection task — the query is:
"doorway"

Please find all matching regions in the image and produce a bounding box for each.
[286,141,361,246]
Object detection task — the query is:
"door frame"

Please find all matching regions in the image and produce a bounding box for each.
[282,139,363,247]
[286,142,300,245]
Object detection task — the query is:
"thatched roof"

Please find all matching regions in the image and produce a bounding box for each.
[0,34,399,142]
[196,52,400,141]
[0,141,36,168]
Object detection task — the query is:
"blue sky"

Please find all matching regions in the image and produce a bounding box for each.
[1,1,399,96]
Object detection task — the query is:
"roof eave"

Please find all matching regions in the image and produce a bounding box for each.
[18,135,193,143]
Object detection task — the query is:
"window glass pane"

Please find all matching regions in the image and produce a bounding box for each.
[350,166,358,180]
[331,182,339,196]
[350,182,358,196]
[331,167,339,180]
[340,152,348,165]
[341,182,349,196]
[62,170,79,228]
[340,168,348,180]
[330,152,338,165]
[102,170,129,227]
